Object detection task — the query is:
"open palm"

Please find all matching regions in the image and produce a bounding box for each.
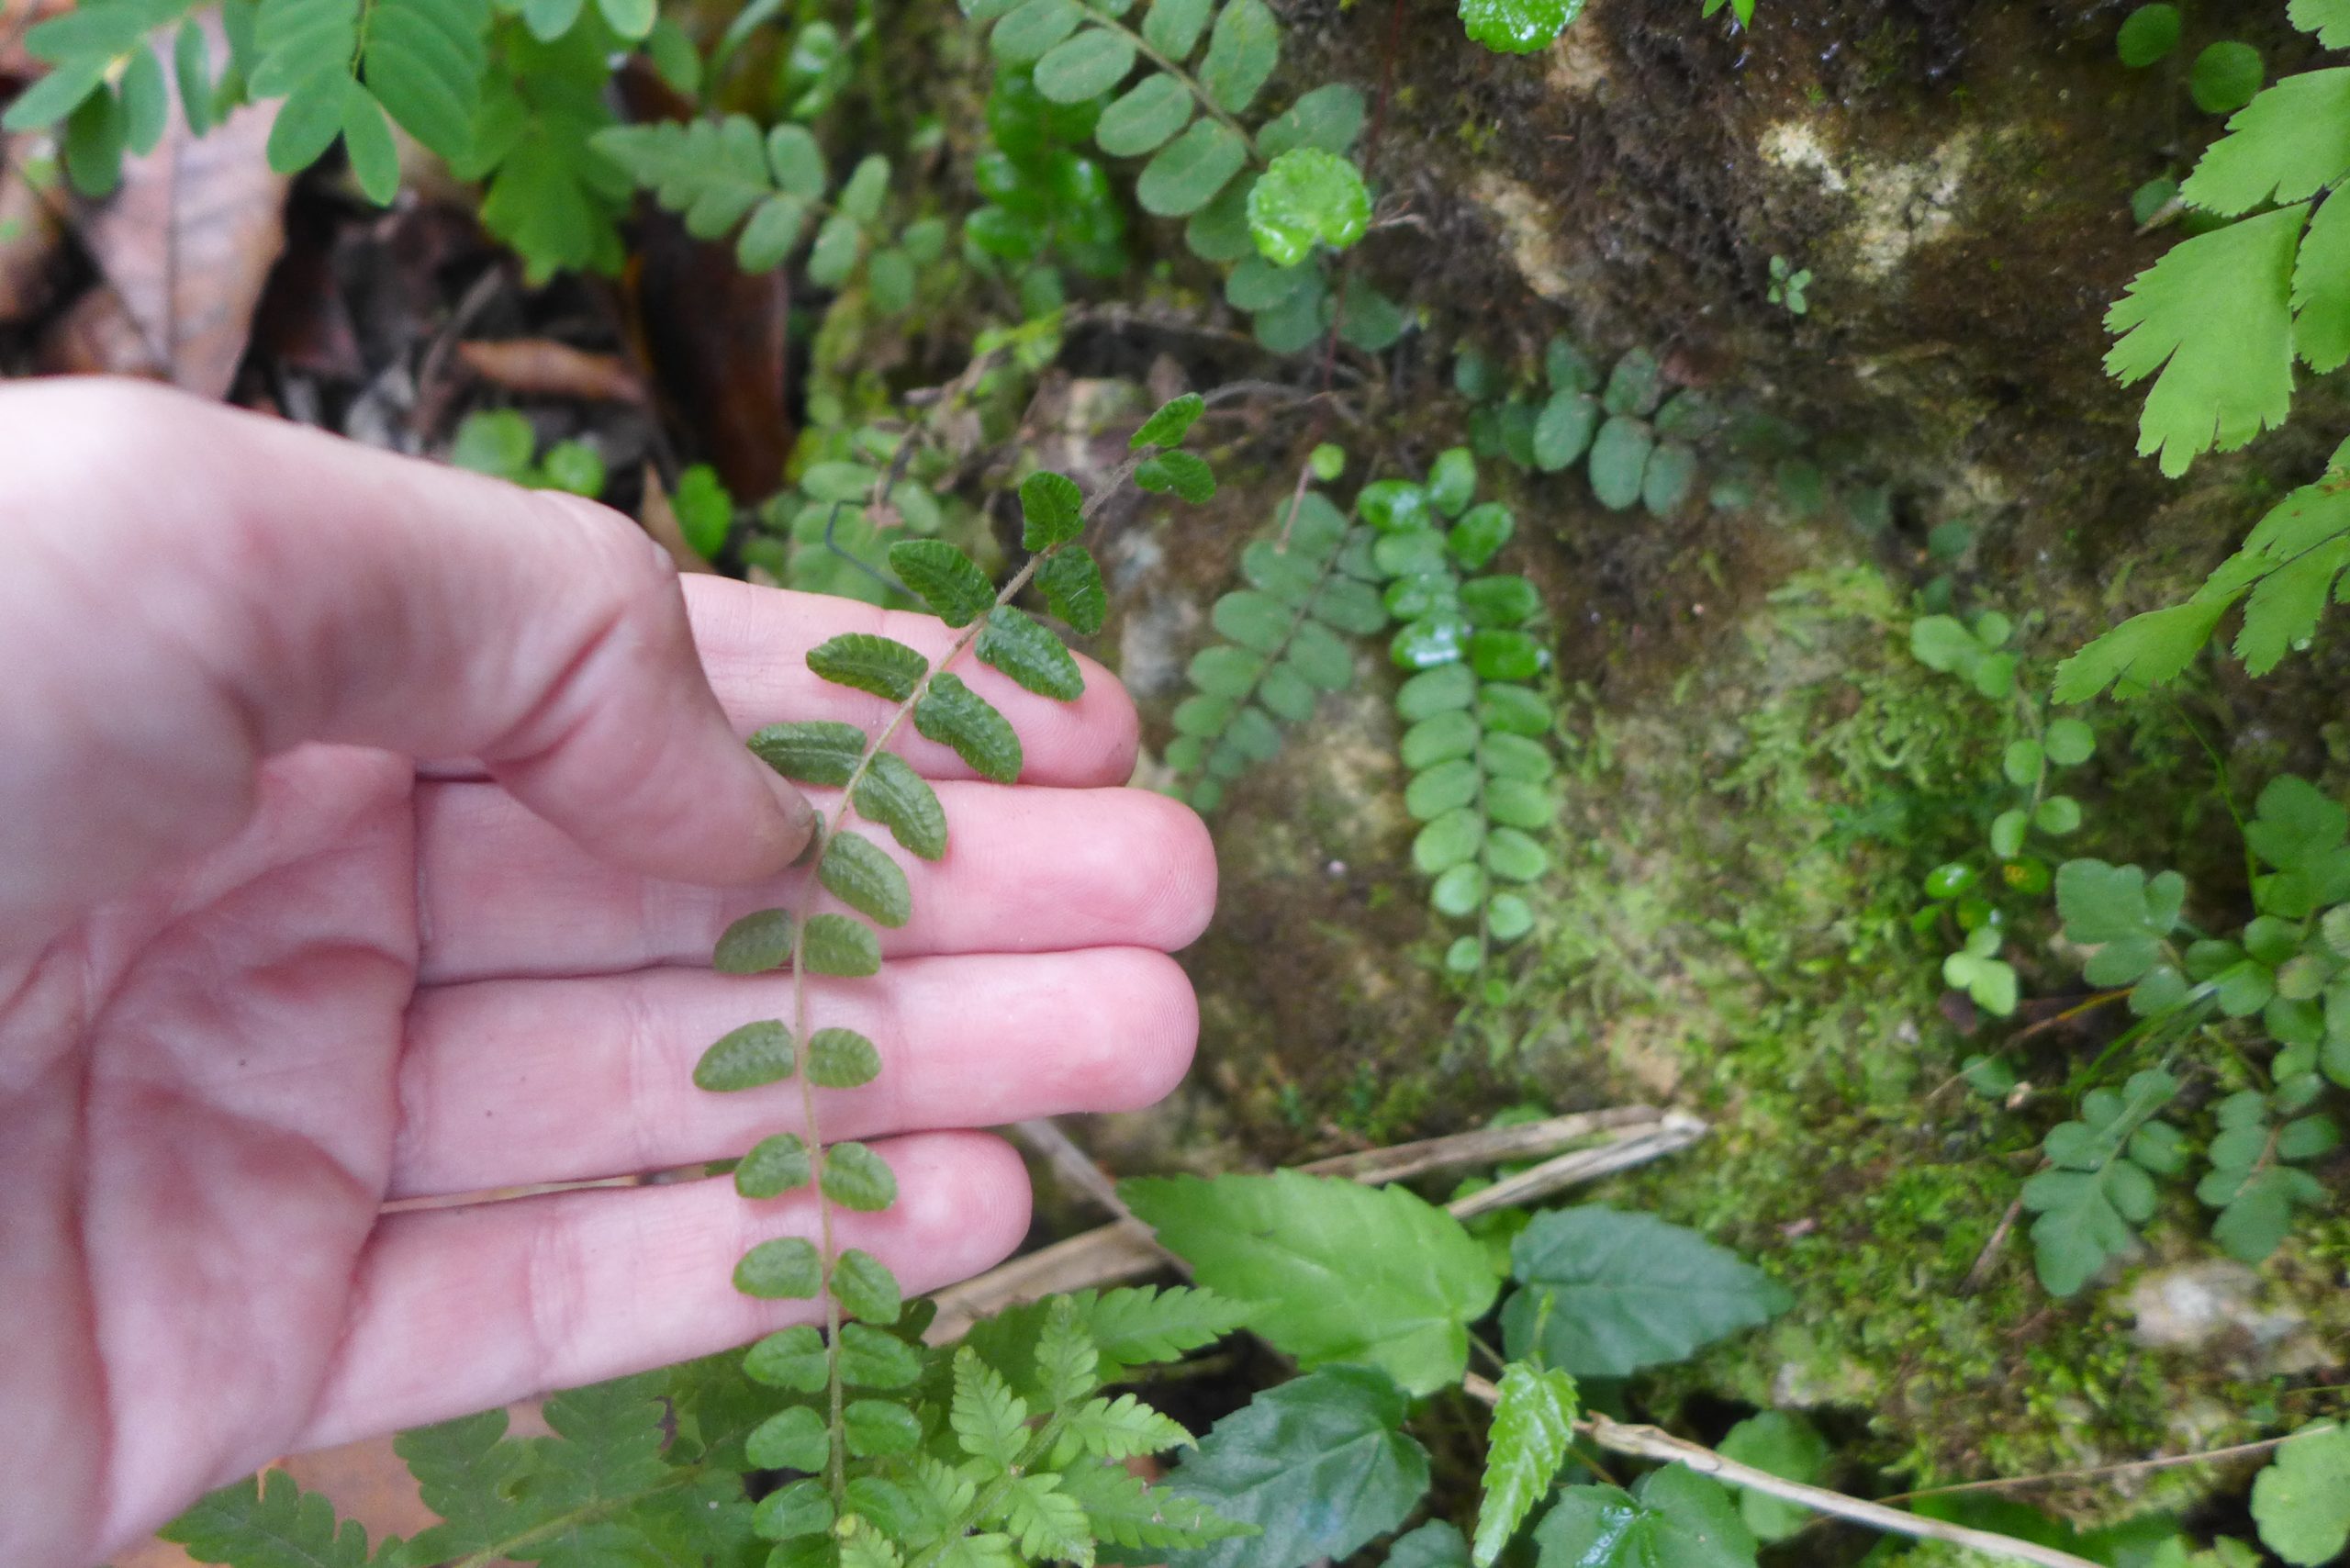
[0,383,1213,1568]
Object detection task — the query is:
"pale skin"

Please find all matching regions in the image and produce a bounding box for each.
[0,379,1216,1568]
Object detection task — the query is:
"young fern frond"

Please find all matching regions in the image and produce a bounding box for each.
[699,392,1225,1568]
[1360,451,1559,974]
[1165,489,1387,811]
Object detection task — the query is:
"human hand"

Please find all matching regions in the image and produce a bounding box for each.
[0,380,1214,1568]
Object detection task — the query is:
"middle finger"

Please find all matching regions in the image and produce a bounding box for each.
[417,778,1217,983]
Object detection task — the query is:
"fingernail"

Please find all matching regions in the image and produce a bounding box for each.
[756,767,818,868]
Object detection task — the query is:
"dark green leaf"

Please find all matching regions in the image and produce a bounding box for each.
[979,604,1086,700]
[1021,469,1086,548]
[915,671,1024,782]
[1038,545,1110,634]
[808,1026,883,1088]
[753,720,867,786]
[1532,1466,1756,1568]
[2117,3,2179,64]
[821,829,912,928]
[736,1132,813,1197]
[804,913,883,976]
[696,1021,797,1091]
[808,633,930,701]
[890,539,996,627]
[715,909,795,974]
[855,753,948,861]
[1135,390,1208,448]
[1162,1366,1430,1568]
[1502,1205,1790,1377]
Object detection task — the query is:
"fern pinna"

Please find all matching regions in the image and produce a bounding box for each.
[1362,451,1558,976]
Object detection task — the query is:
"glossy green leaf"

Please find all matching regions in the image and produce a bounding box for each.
[977,605,1086,701]
[1247,148,1371,266]
[1532,1466,1755,1568]
[1459,0,1582,52]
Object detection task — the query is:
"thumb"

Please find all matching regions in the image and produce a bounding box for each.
[0,380,812,946]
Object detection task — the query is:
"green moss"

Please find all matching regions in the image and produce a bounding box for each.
[1501,551,2330,1514]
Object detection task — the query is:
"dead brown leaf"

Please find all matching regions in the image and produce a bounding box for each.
[38,50,288,398]
[456,336,645,403]
[640,461,719,574]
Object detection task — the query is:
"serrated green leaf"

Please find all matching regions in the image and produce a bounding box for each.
[890,539,996,627]
[1501,1205,1789,1377]
[914,671,1024,782]
[1473,1365,1580,1566]
[952,1346,1031,1465]
[1125,1170,1498,1393]
[2106,204,2304,477]
[2181,70,2350,215]
[2292,0,2350,45]
[159,1471,374,1568]
[1162,1366,1429,1568]
[2053,596,2232,701]
[736,1236,822,1298]
[696,1020,796,1091]
[804,913,883,976]
[1059,1466,1258,1551]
